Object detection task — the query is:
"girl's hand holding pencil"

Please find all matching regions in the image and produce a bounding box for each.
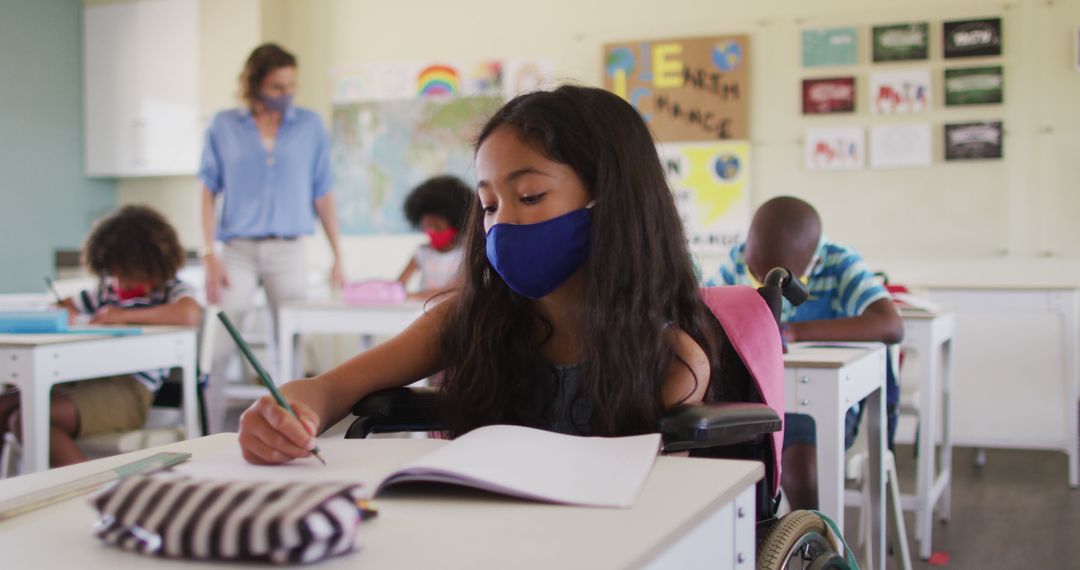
[239,394,323,465]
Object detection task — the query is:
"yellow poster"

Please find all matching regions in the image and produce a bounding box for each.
[659,141,751,253]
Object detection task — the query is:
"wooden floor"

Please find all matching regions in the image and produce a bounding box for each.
[853,445,1080,569]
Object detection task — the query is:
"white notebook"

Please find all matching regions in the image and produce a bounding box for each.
[179,425,661,509]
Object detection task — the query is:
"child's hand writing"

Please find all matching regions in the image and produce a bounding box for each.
[238,395,321,465]
[90,305,128,324]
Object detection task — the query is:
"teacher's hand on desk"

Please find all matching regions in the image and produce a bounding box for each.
[329,257,345,290]
[239,393,321,465]
[203,252,231,305]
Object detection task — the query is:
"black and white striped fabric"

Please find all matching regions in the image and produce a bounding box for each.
[92,476,367,564]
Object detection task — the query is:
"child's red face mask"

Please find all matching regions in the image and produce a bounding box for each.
[110,277,152,300]
[425,228,458,251]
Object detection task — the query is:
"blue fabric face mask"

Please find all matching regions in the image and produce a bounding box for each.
[485,201,596,299]
[261,93,293,113]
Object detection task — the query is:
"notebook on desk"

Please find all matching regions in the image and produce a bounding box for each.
[179,425,661,508]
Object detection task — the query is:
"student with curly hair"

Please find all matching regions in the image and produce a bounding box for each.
[396,175,472,300]
[0,205,201,467]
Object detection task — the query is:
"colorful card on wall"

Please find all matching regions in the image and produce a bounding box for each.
[945,121,1003,160]
[802,27,857,67]
[802,77,856,114]
[603,35,751,141]
[943,18,1002,58]
[329,59,551,103]
[944,66,1003,105]
[805,127,865,171]
[657,141,751,253]
[870,123,932,169]
[872,23,929,62]
[869,70,931,114]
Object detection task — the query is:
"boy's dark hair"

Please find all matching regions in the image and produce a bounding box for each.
[239,43,296,108]
[83,205,186,287]
[403,176,473,230]
[438,85,748,438]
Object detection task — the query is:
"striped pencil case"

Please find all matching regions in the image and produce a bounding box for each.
[92,476,371,564]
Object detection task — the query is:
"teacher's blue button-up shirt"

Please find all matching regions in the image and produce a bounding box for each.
[197,106,334,242]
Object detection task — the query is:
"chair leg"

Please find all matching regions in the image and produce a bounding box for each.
[887,451,913,570]
[196,379,209,437]
[1,432,21,479]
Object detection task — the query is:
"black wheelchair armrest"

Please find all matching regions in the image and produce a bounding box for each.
[660,402,781,452]
[345,387,445,439]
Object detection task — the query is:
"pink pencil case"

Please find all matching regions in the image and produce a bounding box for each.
[341,280,407,305]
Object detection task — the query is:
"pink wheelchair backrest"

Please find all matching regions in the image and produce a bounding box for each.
[701,286,785,493]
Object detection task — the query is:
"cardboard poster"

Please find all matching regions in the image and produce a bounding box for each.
[802,27,857,67]
[944,66,1003,105]
[872,23,929,62]
[604,35,750,141]
[805,127,865,171]
[802,77,856,114]
[870,123,932,169]
[943,18,1002,58]
[869,70,931,114]
[657,142,751,253]
[945,121,1003,160]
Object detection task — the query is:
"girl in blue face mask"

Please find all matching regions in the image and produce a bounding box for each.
[237,86,750,463]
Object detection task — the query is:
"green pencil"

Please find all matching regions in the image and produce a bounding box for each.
[217,312,326,465]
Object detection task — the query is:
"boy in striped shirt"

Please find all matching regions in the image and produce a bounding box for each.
[0,206,201,467]
[705,196,903,510]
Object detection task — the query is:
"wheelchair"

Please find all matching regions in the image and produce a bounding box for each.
[343,268,853,569]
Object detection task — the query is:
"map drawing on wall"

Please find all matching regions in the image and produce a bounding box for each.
[802,27,857,67]
[802,77,856,114]
[872,22,929,62]
[657,141,751,253]
[330,60,549,235]
[603,35,750,141]
[944,66,1003,105]
[869,69,931,114]
[804,126,865,171]
[870,123,932,169]
[945,121,1003,160]
[943,18,1002,58]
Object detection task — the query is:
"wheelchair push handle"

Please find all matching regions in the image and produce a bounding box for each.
[763,267,809,307]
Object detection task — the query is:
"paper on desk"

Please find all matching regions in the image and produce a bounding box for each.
[377,425,662,509]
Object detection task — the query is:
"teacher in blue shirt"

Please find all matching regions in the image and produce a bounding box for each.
[198,43,344,431]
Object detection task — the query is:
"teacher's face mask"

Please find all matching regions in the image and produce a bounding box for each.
[260,93,293,113]
[485,201,596,299]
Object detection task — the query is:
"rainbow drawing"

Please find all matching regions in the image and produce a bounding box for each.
[417,65,460,97]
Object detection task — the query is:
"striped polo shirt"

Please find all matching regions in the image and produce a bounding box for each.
[704,237,891,324]
[73,279,196,393]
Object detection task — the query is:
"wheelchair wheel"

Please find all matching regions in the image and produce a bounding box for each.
[757,510,849,570]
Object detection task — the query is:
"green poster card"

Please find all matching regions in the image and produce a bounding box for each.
[944,66,1004,105]
[872,23,929,62]
[802,27,857,67]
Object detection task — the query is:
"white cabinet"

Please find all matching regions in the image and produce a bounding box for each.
[83,0,200,177]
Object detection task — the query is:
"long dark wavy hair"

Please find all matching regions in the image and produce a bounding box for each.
[438,85,749,438]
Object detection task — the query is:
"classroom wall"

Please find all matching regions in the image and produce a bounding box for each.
[0,0,116,293]
[117,0,1080,285]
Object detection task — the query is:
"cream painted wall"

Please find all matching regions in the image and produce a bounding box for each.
[118,0,1080,285]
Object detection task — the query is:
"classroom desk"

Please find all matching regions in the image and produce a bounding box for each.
[0,433,763,569]
[898,308,957,560]
[0,327,198,474]
[277,301,425,380]
[785,343,887,570]
[921,285,1078,489]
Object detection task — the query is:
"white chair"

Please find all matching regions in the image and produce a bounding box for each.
[845,434,913,570]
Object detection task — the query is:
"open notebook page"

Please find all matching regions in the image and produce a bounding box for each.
[378,425,661,508]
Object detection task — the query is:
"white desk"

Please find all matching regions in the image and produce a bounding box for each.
[784,343,887,570]
[0,327,198,474]
[278,301,425,380]
[922,285,1078,489]
[898,309,957,560]
[0,434,762,569]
